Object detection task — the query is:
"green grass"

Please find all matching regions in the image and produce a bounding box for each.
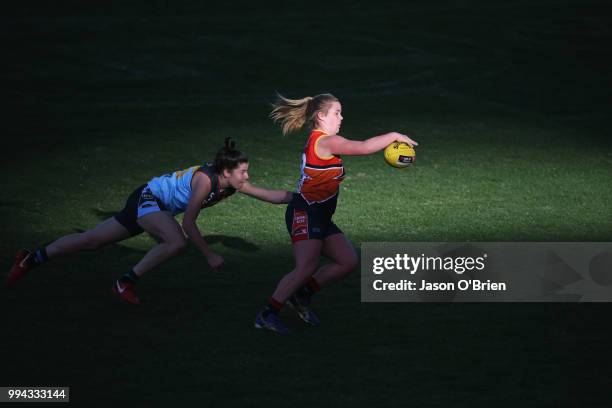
[2,1,611,406]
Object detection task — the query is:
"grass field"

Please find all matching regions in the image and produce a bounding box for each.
[2,1,611,406]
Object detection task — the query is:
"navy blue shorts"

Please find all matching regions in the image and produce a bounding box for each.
[285,193,342,243]
[114,184,167,236]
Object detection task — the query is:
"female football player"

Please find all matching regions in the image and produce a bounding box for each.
[6,138,292,305]
[254,93,418,334]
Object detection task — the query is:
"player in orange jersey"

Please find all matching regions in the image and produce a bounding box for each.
[254,93,418,334]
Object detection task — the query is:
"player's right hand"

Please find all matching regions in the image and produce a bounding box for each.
[206,252,225,271]
[394,132,418,147]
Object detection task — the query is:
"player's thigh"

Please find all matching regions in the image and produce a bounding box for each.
[136,211,184,243]
[322,233,358,268]
[84,217,132,246]
[292,239,324,271]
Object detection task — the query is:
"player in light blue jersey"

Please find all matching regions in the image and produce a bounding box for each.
[7,138,292,305]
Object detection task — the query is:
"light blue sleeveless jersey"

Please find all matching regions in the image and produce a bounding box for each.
[147,164,236,216]
[147,165,201,215]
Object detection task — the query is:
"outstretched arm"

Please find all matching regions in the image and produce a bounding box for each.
[238,182,293,204]
[318,132,418,156]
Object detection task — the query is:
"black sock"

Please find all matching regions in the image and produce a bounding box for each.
[119,269,140,285]
[25,246,49,268]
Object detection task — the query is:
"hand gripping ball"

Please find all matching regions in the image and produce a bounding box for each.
[384,142,416,168]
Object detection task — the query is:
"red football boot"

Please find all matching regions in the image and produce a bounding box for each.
[6,249,33,288]
[112,280,141,305]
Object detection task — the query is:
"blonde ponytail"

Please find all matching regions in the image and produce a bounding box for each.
[270,93,338,135]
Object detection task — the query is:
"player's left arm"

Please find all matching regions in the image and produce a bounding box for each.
[238,182,292,204]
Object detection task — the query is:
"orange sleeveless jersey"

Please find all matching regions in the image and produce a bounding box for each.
[297,130,346,204]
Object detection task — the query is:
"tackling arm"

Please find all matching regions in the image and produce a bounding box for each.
[238,182,293,204]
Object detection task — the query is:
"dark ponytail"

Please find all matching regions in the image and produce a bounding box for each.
[214,137,248,173]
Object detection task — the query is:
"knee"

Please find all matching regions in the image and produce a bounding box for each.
[167,237,188,256]
[342,253,359,274]
[293,262,318,278]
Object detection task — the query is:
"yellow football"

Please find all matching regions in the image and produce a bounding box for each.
[384,142,416,168]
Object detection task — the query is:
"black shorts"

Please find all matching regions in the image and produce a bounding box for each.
[114,184,167,236]
[285,193,342,243]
